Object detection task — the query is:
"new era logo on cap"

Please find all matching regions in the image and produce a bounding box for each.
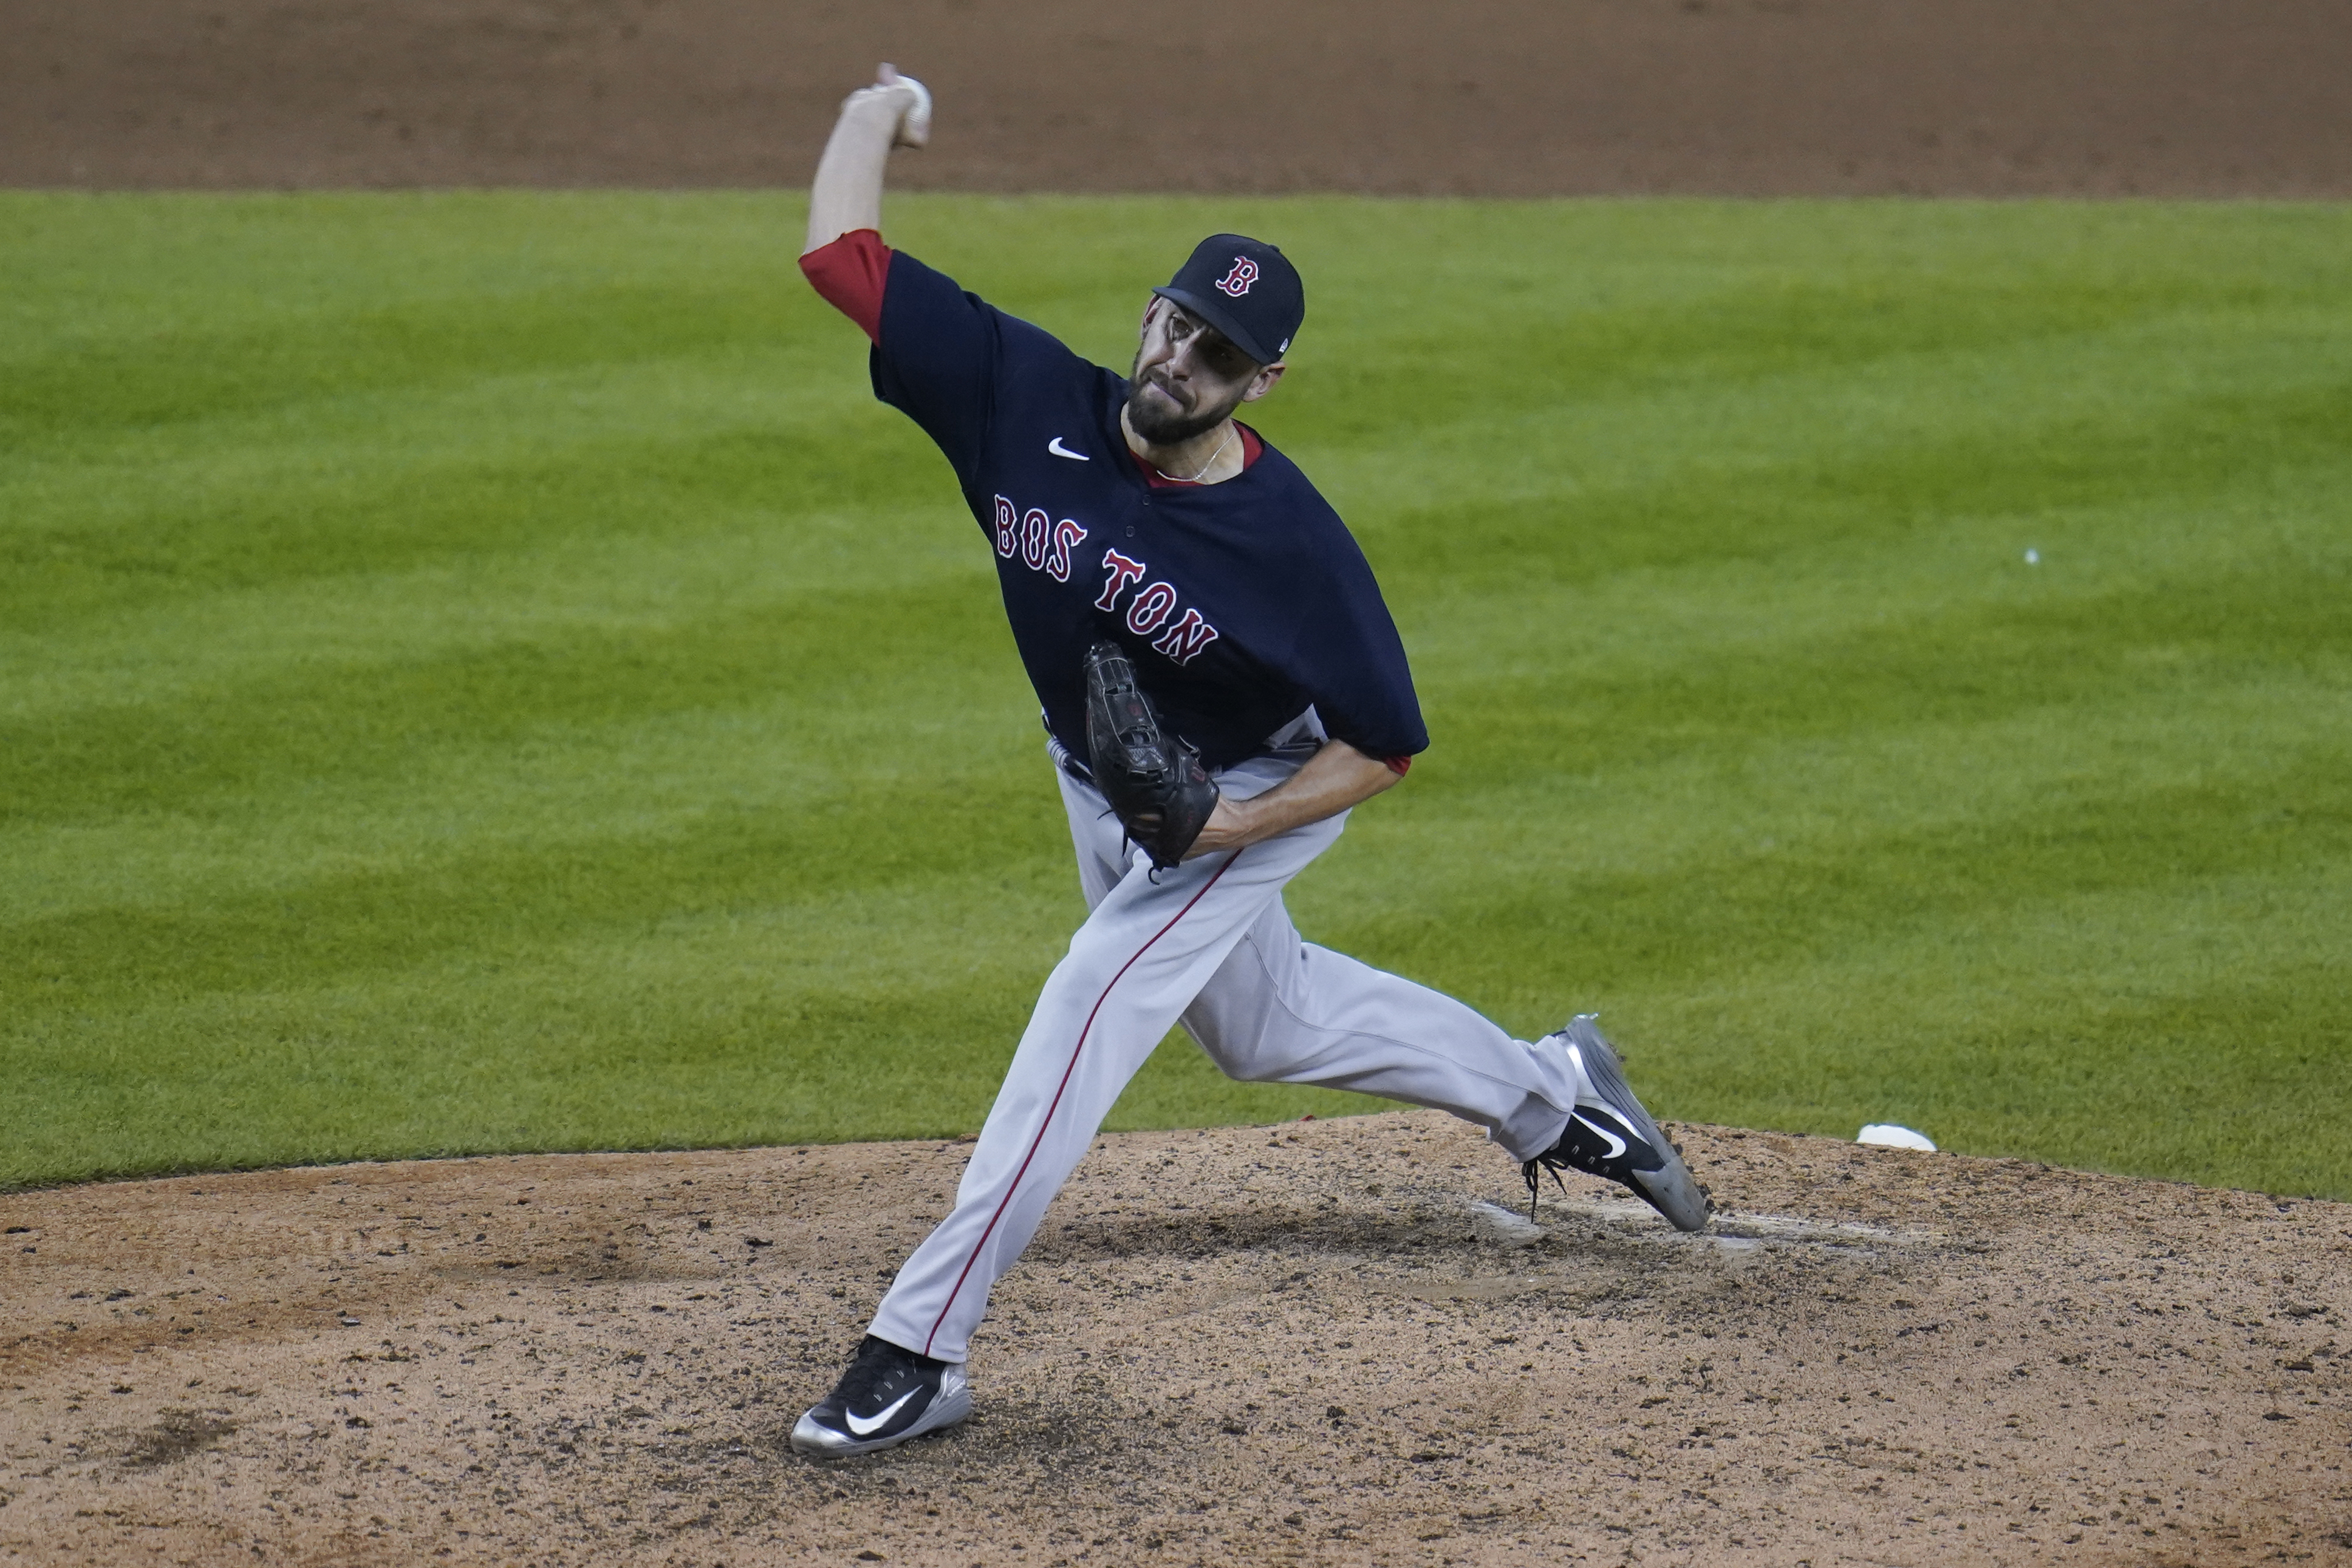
[1155,235,1303,367]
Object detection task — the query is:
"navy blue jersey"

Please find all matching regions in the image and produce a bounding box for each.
[869,248,1427,772]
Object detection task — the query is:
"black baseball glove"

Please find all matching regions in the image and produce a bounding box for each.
[1082,641,1220,870]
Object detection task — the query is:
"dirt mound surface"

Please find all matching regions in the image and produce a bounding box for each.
[4,0,2350,195]
[3,1111,2346,1566]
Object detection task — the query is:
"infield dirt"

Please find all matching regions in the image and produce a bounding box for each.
[4,1110,2346,1566]
[4,0,2350,195]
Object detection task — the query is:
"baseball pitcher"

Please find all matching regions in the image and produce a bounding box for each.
[790,66,1710,1457]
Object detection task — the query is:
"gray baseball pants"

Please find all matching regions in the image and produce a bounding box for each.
[864,747,1581,1363]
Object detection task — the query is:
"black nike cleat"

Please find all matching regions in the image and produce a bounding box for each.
[790,1335,972,1457]
[1524,1014,1712,1232]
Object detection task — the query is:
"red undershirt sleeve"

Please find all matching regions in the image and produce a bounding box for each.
[799,229,892,344]
[1384,755,1412,776]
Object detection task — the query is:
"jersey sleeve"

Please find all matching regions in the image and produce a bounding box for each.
[798,228,891,343]
[867,249,1003,488]
[1288,531,1430,762]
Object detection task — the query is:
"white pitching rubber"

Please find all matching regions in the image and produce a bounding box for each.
[1469,1199,1546,1249]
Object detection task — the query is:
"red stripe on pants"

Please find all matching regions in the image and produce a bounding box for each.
[921,850,1244,1356]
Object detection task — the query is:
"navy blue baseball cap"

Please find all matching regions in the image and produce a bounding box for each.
[1152,234,1304,367]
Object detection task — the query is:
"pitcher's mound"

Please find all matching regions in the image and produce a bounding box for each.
[3,1111,2344,1565]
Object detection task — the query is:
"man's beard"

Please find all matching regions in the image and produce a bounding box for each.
[1124,368,1239,445]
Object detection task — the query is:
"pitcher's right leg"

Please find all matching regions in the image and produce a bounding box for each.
[1180,896,1711,1230]
[1178,894,1578,1163]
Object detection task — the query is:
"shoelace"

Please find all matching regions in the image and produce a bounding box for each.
[1521,1153,1570,1221]
[836,1336,937,1416]
[1520,1116,1643,1219]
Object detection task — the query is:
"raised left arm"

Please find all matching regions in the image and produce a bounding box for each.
[1183,739,1404,858]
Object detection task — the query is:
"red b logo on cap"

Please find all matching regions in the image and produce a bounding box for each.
[1215,256,1260,298]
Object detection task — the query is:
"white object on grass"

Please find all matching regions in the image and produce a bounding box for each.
[2023,548,2040,564]
[1858,1123,1937,1152]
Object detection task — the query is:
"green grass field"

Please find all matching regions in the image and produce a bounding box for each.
[4,193,2347,1196]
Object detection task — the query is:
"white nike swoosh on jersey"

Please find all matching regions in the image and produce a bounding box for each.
[1047,437,1089,460]
[1572,1111,1629,1162]
[844,1386,921,1436]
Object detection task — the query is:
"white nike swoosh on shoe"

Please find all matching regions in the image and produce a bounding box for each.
[1572,1111,1629,1162]
[844,1387,921,1437]
[1047,437,1089,460]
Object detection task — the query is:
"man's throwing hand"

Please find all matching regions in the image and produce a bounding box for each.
[846,63,931,149]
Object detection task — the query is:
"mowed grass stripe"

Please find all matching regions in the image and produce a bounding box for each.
[0,378,941,632]
[4,878,1075,1170]
[12,471,2330,828]
[2,193,2345,1193]
[2,579,1013,822]
[9,469,2329,912]
[18,658,2322,1016]
[13,341,2333,822]
[1336,319,2350,579]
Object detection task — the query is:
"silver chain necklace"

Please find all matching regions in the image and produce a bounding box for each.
[1153,423,1236,484]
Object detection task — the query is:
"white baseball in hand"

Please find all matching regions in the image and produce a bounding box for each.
[878,63,931,149]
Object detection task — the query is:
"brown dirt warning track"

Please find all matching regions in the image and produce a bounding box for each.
[4,1111,2348,1566]
[4,0,2351,195]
